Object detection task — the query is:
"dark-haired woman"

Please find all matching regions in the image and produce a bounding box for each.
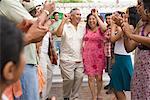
[121,0,150,99]
[110,11,134,100]
[82,9,107,100]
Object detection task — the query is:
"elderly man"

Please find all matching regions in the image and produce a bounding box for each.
[56,8,85,100]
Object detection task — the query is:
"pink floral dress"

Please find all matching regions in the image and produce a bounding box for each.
[82,27,105,76]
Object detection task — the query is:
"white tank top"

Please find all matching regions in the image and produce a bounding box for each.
[114,38,131,55]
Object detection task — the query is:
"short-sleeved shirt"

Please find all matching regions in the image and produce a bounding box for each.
[104,28,111,57]
[60,22,85,62]
[0,0,37,65]
[50,20,62,41]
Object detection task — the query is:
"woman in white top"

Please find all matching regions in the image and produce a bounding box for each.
[110,11,133,100]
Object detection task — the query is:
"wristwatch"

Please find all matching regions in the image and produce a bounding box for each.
[43,10,50,16]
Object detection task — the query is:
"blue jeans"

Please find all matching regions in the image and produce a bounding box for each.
[54,41,61,53]
[20,64,39,100]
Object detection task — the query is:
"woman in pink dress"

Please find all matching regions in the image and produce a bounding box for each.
[82,9,107,100]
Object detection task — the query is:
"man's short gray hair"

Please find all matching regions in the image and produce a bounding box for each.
[70,8,80,14]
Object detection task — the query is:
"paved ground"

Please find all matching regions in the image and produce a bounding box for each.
[50,82,131,100]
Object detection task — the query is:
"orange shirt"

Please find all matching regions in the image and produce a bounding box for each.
[3,80,22,100]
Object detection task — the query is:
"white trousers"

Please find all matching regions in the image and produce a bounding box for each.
[40,52,53,100]
[60,60,84,100]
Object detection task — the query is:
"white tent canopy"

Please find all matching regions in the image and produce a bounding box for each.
[34,0,137,18]
[35,0,137,6]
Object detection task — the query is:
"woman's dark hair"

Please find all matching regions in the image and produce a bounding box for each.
[86,13,103,29]
[116,11,125,17]
[105,13,112,18]
[52,12,59,16]
[128,6,140,28]
[0,16,23,78]
[143,0,150,12]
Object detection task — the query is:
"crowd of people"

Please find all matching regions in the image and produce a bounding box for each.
[0,0,150,100]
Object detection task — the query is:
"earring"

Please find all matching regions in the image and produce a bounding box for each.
[144,9,148,15]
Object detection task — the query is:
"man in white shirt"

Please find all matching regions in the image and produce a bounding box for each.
[56,8,85,100]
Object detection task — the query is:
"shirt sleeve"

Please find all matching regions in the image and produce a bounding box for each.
[0,0,33,24]
[50,24,55,31]
[62,24,67,36]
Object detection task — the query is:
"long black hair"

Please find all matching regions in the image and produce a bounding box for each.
[128,6,140,28]
[143,0,150,12]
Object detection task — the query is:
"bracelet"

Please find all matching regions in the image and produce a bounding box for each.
[43,10,50,16]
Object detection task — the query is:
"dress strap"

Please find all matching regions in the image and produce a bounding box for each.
[140,23,148,36]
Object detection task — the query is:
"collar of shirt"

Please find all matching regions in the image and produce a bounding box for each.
[67,22,83,31]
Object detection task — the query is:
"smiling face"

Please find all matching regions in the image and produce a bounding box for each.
[106,16,111,25]
[70,9,81,25]
[136,0,148,21]
[54,13,59,21]
[87,14,98,29]
[143,0,150,21]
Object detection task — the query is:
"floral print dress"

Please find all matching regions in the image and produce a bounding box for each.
[82,27,105,76]
[131,25,150,100]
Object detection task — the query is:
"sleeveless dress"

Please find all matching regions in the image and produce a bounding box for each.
[131,24,150,100]
[82,27,105,76]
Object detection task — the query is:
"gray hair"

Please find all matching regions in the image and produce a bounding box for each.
[70,8,80,14]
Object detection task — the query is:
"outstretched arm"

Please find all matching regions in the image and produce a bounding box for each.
[55,14,70,37]
[92,9,107,32]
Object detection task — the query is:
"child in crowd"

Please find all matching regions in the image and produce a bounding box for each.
[0,16,25,99]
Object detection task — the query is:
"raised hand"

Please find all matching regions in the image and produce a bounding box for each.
[112,14,123,26]
[25,20,49,44]
[16,19,33,33]
[43,1,55,14]
[121,22,132,37]
[91,8,98,16]
[62,13,71,22]
[38,1,55,29]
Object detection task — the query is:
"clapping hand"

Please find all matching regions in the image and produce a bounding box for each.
[38,1,55,29]
[121,22,132,38]
[44,1,55,14]
[112,14,123,27]
[23,20,49,44]
[16,19,33,33]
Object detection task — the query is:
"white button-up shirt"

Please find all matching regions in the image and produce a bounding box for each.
[60,22,85,62]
